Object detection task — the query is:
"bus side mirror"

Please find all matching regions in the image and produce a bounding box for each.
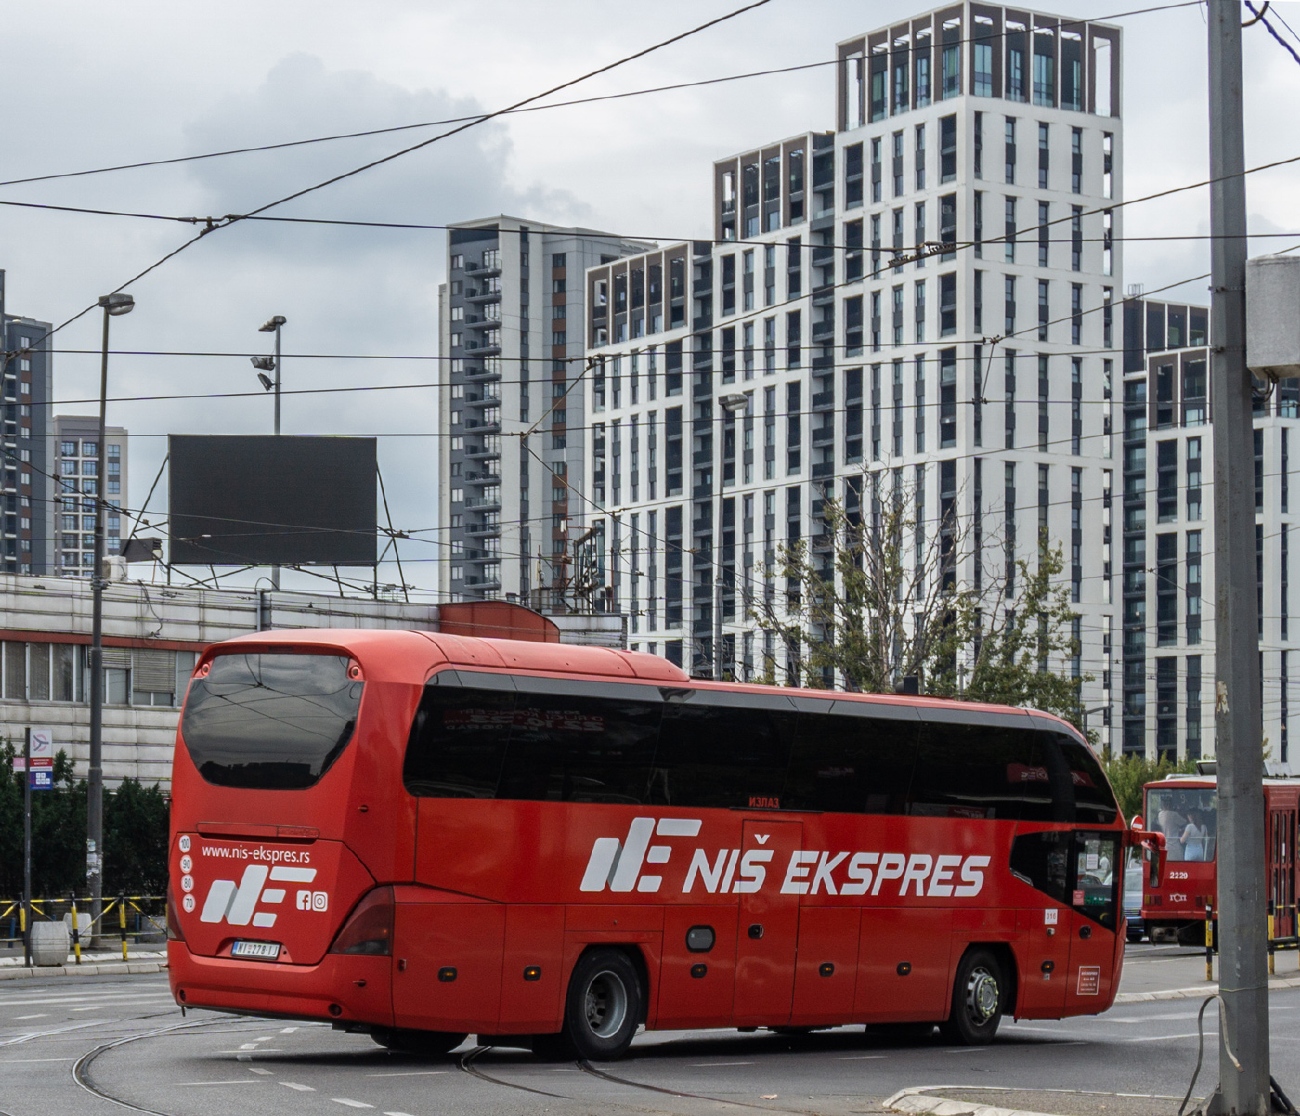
[1131,828,1167,886]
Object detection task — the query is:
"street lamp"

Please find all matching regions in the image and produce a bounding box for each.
[714,393,750,681]
[251,315,286,588]
[88,290,134,949]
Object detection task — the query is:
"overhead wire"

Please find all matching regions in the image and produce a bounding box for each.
[0,0,779,358]
[0,0,1206,195]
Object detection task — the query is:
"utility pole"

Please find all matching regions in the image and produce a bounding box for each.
[1207,2,1269,1112]
[88,291,134,951]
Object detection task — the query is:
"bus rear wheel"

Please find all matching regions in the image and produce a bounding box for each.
[561,948,643,1061]
[370,1028,467,1056]
[939,949,1004,1046]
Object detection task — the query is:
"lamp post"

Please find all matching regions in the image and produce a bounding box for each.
[88,291,133,949]
[251,315,286,589]
[714,393,749,681]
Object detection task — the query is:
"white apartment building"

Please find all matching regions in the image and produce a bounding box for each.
[583,3,1123,750]
[52,415,128,577]
[1122,297,1299,763]
[436,218,652,608]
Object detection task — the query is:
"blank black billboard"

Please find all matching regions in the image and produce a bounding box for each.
[169,436,377,566]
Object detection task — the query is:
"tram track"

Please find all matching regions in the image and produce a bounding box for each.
[71,1016,231,1115]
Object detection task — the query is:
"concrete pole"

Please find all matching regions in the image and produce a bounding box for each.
[87,305,110,950]
[271,322,282,592]
[1207,3,1270,1112]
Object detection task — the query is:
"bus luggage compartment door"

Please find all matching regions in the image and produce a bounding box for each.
[392,891,505,1034]
[733,820,802,1027]
[1064,832,1122,1014]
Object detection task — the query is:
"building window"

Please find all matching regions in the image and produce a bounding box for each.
[940,114,957,182]
[1005,197,1017,263]
[1038,122,1050,189]
[1156,440,1177,522]
[1004,117,1016,184]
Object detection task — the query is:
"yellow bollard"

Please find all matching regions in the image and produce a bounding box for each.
[1206,905,1215,983]
[69,898,81,965]
[118,898,127,962]
[1269,911,1276,976]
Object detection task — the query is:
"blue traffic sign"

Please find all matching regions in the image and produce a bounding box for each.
[29,769,52,791]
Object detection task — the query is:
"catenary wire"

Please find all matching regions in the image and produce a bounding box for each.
[0,0,778,359]
[0,0,1204,194]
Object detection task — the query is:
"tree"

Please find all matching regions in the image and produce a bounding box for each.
[1104,753,1200,822]
[748,493,1090,730]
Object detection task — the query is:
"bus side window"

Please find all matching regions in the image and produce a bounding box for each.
[908,722,1041,820]
[658,698,795,809]
[498,689,661,804]
[784,707,917,814]
[403,683,515,798]
[1009,831,1071,903]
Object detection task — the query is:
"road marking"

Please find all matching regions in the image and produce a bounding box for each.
[280,1026,298,1033]
[1126,1031,1217,1043]
[943,1047,989,1054]
[384,1112,417,1116]
[0,1058,77,1063]
[332,1100,374,1109]
[178,1080,265,1086]
[248,1068,273,1076]
[691,1060,755,1067]
[838,1055,887,1060]
[239,1043,261,1050]
[12,1015,47,1020]
[366,1070,448,1077]
[281,1083,314,1091]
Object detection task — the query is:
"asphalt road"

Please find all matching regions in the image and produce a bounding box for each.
[1,945,1296,1116]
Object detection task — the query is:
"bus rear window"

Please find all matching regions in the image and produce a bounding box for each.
[181,653,363,789]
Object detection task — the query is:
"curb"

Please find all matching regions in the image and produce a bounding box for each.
[885,1086,1062,1116]
[1114,972,1300,1003]
[0,956,167,981]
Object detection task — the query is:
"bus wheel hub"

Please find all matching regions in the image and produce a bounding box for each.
[968,970,998,1021]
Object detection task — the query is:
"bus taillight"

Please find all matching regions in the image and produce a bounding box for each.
[329,887,394,956]
[166,887,185,942]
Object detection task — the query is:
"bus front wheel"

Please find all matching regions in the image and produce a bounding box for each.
[939,949,1004,1046]
[562,947,643,1061]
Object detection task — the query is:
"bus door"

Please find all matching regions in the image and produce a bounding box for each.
[733,819,802,1026]
[1063,831,1122,1013]
[1270,803,1297,940]
[1010,829,1071,1017]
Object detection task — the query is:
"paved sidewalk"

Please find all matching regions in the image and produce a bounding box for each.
[0,946,166,980]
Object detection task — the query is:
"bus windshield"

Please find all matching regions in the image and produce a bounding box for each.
[1146,785,1217,862]
[180,652,363,789]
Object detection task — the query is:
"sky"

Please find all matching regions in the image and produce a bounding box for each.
[0,0,1296,598]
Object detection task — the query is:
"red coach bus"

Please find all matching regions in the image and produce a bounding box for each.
[1140,771,1299,945]
[168,630,1162,1059]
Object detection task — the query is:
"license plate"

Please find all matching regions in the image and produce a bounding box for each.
[231,940,281,961]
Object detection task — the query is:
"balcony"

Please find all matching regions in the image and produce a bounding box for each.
[464,392,500,408]
[812,320,835,343]
[811,391,834,410]
[464,314,501,330]
[811,461,835,479]
[462,340,501,357]
[464,522,500,537]
[464,287,502,303]
[464,257,502,278]
[463,419,501,434]
[464,365,500,382]
[464,443,501,461]
[464,470,501,485]
[812,426,835,446]
[464,496,501,512]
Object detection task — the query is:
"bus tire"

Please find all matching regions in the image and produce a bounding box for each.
[562,947,643,1061]
[939,949,1004,1046]
[370,1028,467,1056]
